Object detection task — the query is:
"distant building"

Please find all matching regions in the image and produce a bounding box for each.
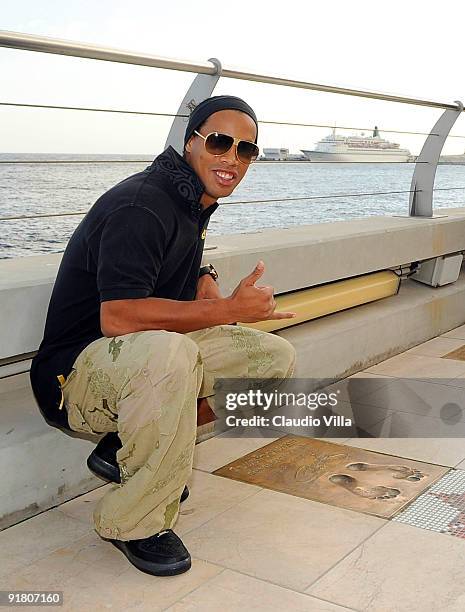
[287,153,306,160]
[263,148,289,160]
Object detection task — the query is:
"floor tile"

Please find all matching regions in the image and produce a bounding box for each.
[307,522,465,611]
[456,459,465,470]
[442,374,465,389]
[1,531,128,591]
[57,484,112,525]
[0,509,91,579]
[328,399,391,434]
[364,353,465,380]
[443,324,465,340]
[344,437,465,467]
[183,487,384,592]
[405,336,465,357]
[393,470,465,539]
[348,377,465,422]
[214,436,447,519]
[363,410,465,438]
[322,372,394,404]
[176,470,261,536]
[64,558,222,611]
[193,427,285,473]
[166,569,351,611]
[4,534,223,612]
[0,372,30,393]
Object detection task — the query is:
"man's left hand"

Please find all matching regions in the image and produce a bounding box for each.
[195,274,222,300]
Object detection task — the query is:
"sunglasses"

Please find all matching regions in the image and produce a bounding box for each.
[194,130,259,164]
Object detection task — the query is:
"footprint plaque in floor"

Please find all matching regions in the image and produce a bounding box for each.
[213,436,448,518]
[345,461,424,482]
[328,474,401,500]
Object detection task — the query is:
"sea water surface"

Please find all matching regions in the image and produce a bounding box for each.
[1,154,464,259]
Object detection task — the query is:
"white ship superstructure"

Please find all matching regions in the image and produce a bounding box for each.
[301,126,411,162]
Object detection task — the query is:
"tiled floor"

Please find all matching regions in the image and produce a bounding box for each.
[2,327,465,611]
[307,522,465,612]
[393,470,465,539]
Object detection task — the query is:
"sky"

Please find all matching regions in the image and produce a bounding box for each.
[1,0,465,154]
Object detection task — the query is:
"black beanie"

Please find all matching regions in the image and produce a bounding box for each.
[183,95,258,148]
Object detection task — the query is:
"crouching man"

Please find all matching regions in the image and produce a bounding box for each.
[30,95,297,576]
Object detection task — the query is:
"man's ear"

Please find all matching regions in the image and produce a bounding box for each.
[185,136,194,154]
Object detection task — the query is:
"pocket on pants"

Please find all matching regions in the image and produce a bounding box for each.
[56,370,91,433]
[65,401,95,434]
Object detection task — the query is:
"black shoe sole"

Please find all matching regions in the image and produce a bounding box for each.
[180,485,189,503]
[87,449,121,483]
[87,448,190,503]
[109,538,191,576]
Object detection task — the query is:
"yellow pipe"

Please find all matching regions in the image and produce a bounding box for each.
[239,270,400,333]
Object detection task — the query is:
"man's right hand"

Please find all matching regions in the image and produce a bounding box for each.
[100,260,297,337]
[227,260,297,324]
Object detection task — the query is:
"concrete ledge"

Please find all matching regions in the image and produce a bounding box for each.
[279,269,465,381]
[2,208,465,361]
[0,254,61,362]
[210,206,465,294]
[0,373,101,530]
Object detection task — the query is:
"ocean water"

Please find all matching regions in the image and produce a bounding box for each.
[1,154,464,259]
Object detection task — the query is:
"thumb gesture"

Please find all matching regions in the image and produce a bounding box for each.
[243,260,265,287]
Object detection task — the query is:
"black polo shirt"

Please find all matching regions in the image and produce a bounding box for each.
[30,146,219,428]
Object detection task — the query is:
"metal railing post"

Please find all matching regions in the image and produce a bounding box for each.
[409,100,464,217]
[164,58,222,154]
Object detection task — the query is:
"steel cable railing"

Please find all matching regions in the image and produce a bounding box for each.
[2,187,465,222]
[2,100,465,139]
[0,159,155,164]
[0,159,429,164]
[1,30,464,222]
[0,101,186,119]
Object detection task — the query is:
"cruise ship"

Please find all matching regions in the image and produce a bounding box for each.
[301,126,411,162]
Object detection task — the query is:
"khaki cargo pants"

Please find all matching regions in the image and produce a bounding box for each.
[60,324,296,541]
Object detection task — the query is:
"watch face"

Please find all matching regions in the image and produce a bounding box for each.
[199,265,217,280]
[209,265,218,280]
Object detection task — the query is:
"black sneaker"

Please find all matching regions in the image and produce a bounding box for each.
[87,432,122,483]
[87,432,189,502]
[107,529,191,576]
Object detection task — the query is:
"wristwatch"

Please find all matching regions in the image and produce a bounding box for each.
[198,263,219,282]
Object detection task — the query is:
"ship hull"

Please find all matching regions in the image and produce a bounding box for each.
[301,149,410,162]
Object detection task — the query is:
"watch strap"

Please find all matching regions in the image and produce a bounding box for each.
[198,264,219,281]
